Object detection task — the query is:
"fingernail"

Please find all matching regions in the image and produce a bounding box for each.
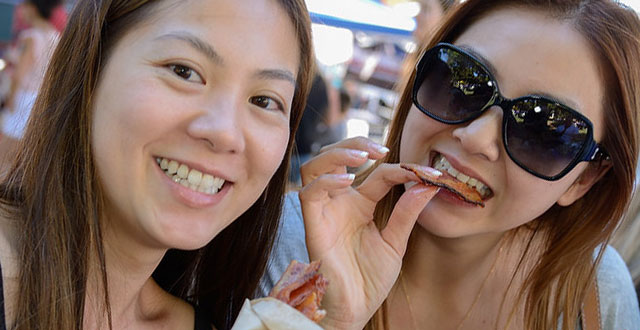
[338,173,356,181]
[414,185,440,198]
[417,165,442,177]
[349,150,369,159]
[377,145,390,154]
[427,168,442,177]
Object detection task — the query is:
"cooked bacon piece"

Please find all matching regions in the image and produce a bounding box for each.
[269,260,329,323]
[401,163,485,207]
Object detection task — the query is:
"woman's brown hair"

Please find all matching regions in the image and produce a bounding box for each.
[364,0,640,329]
[0,0,313,329]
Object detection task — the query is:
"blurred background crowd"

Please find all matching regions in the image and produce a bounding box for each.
[1,0,640,308]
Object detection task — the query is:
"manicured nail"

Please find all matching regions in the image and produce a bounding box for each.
[338,173,356,181]
[413,185,440,197]
[349,150,369,159]
[376,145,390,154]
[417,165,442,177]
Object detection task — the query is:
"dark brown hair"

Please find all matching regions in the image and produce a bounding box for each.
[0,0,313,329]
[365,0,640,329]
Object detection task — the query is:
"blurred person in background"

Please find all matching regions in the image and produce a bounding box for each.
[290,74,353,185]
[290,72,330,184]
[0,0,61,174]
[11,0,67,35]
[329,87,352,141]
[317,85,352,157]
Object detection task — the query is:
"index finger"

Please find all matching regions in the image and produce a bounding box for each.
[318,136,390,159]
[300,147,370,186]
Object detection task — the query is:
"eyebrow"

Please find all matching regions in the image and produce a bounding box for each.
[155,31,296,86]
[255,69,296,86]
[155,31,223,65]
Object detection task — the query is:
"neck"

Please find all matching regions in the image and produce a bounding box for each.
[83,221,168,329]
[392,228,508,329]
[403,228,504,286]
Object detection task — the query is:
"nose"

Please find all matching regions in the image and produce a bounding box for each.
[187,97,246,154]
[451,106,502,161]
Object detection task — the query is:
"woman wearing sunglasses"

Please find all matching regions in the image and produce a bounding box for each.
[264,0,640,329]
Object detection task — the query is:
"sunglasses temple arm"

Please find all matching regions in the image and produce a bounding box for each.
[584,144,610,162]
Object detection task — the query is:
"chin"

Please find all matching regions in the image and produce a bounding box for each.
[164,229,222,250]
[170,239,212,251]
[415,210,473,239]
[154,215,229,251]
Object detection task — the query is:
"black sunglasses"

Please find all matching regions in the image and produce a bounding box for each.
[412,43,609,181]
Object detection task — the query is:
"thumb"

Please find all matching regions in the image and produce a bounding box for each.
[380,184,438,257]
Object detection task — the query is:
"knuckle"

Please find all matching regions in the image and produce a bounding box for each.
[353,136,370,144]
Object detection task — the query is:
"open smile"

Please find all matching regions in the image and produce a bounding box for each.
[156,157,227,195]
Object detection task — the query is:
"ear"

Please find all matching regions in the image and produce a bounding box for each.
[557,161,612,206]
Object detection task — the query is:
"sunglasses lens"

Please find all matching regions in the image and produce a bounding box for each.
[505,99,591,178]
[415,47,494,122]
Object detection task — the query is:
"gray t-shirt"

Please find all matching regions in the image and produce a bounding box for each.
[260,192,640,329]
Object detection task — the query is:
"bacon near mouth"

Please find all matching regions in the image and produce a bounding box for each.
[401,163,485,207]
[268,260,329,323]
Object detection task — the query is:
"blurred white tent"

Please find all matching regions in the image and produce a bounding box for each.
[306,0,415,36]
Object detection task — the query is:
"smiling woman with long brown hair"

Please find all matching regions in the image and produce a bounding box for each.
[0,0,314,329]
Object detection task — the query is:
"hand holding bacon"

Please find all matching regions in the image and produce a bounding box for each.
[297,137,440,330]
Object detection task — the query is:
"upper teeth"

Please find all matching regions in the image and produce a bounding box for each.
[433,155,491,198]
[156,157,225,195]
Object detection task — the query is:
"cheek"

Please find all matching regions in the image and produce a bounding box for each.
[92,88,155,165]
[399,121,415,163]
[500,166,577,222]
[249,123,290,178]
[399,109,445,162]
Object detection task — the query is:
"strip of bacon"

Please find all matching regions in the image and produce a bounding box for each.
[269,260,329,323]
[401,163,485,207]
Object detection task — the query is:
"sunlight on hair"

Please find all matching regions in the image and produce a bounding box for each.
[615,0,638,12]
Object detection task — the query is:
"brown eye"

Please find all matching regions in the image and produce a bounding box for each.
[249,95,284,112]
[168,64,204,83]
